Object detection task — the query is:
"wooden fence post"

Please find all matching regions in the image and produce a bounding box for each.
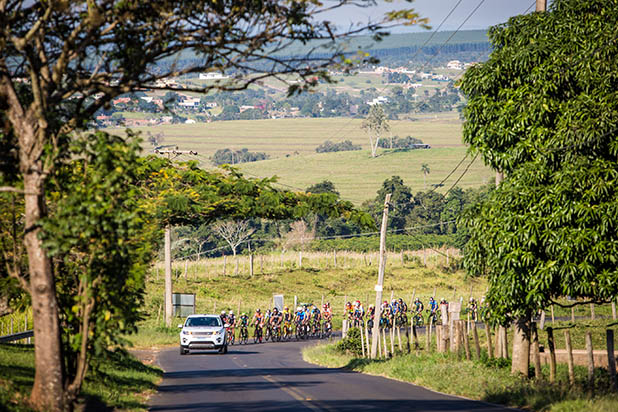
[223,255,227,275]
[613,301,617,321]
[249,254,254,277]
[586,331,594,389]
[547,327,557,383]
[461,321,471,360]
[485,323,494,359]
[551,305,555,324]
[564,329,575,386]
[472,321,481,360]
[360,325,366,358]
[532,322,542,380]
[590,303,595,321]
[571,306,575,323]
[333,250,337,268]
[607,329,617,391]
[298,251,302,268]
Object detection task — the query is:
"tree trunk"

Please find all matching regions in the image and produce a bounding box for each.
[23,171,66,411]
[511,317,531,376]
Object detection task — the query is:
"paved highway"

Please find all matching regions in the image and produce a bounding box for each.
[149,339,513,412]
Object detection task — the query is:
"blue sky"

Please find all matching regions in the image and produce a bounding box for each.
[323,0,545,33]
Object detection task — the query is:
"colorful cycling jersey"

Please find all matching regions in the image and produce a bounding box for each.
[429,299,438,312]
[414,301,424,312]
[296,311,306,321]
[239,315,249,327]
[227,314,236,326]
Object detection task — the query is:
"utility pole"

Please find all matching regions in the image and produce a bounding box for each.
[371,193,391,359]
[156,146,198,327]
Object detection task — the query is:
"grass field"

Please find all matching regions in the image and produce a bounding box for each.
[0,344,162,412]
[118,113,492,204]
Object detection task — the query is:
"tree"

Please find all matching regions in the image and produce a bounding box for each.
[213,220,255,275]
[306,181,340,196]
[1,2,421,408]
[421,163,430,189]
[361,105,390,157]
[372,176,413,230]
[459,0,618,376]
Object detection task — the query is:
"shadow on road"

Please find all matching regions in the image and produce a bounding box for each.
[157,379,321,393]
[150,399,505,411]
[162,366,348,380]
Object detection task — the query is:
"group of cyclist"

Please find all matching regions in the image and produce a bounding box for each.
[220,303,334,344]
[219,296,485,344]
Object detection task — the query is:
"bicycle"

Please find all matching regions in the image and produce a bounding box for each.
[283,322,292,341]
[395,313,408,327]
[226,326,235,345]
[264,324,272,342]
[253,324,263,344]
[426,309,438,326]
[312,319,321,338]
[272,324,282,342]
[239,325,249,344]
[322,320,332,339]
[412,311,424,327]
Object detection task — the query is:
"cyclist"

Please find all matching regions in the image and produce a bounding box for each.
[220,310,227,324]
[282,306,293,337]
[428,297,438,324]
[345,301,354,321]
[468,297,478,321]
[380,300,391,328]
[238,312,249,342]
[353,301,364,327]
[226,310,236,343]
[413,298,424,326]
[271,308,282,338]
[398,298,408,314]
[251,308,264,342]
[367,304,375,328]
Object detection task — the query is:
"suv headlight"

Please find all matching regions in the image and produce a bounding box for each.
[182,330,191,335]
[213,330,222,336]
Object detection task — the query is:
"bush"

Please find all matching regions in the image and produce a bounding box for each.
[315,140,362,153]
[336,327,363,356]
[378,135,426,149]
[309,234,456,253]
[212,148,269,166]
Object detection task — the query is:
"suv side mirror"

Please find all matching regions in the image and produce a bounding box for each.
[178,324,183,328]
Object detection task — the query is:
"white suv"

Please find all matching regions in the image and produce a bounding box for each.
[179,314,228,355]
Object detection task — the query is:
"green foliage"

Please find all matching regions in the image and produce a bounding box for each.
[42,131,158,376]
[377,135,424,149]
[211,148,269,166]
[315,140,361,153]
[459,0,618,322]
[309,234,455,253]
[335,327,363,356]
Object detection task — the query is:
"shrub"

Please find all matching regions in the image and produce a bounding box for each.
[378,135,426,149]
[315,140,362,153]
[336,327,363,356]
[212,148,269,166]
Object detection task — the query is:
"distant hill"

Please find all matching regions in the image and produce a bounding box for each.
[165,30,490,73]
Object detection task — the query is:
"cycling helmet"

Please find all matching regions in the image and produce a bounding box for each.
[273,308,279,313]
[398,298,403,302]
[256,308,261,313]
[323,304,327,309]
[284,306,289,310]
[297,306,302,311]
[221,310,226,315]
[229,310,234,315]
[242,312,246,316]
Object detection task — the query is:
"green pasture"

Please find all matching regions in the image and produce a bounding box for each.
[119,114,491,204]
[238,147,493,204]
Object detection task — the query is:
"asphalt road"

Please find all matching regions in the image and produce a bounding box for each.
[149,338,515,412]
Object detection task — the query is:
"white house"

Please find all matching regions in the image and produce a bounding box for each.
[367,96,389,106]
[199,72,228,80]
[447,60,463,70]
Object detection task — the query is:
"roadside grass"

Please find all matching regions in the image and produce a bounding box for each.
[0,344,162,412]
[303,343,618,412]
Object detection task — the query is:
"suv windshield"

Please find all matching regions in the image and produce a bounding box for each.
[185,317,221,327]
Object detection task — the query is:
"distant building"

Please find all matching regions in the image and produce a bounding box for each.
[447,60,463,70]
[199,72,228,80]
[367,96,389,106]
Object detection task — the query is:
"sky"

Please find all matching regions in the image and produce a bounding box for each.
[323,0,546,33]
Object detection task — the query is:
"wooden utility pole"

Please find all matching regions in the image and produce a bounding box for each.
[164,226,173,326]
[157,147,198,327]
[371,194,391,359]
[536,0,547,12]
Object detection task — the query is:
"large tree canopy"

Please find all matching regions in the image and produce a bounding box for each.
[459,0,618,323]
